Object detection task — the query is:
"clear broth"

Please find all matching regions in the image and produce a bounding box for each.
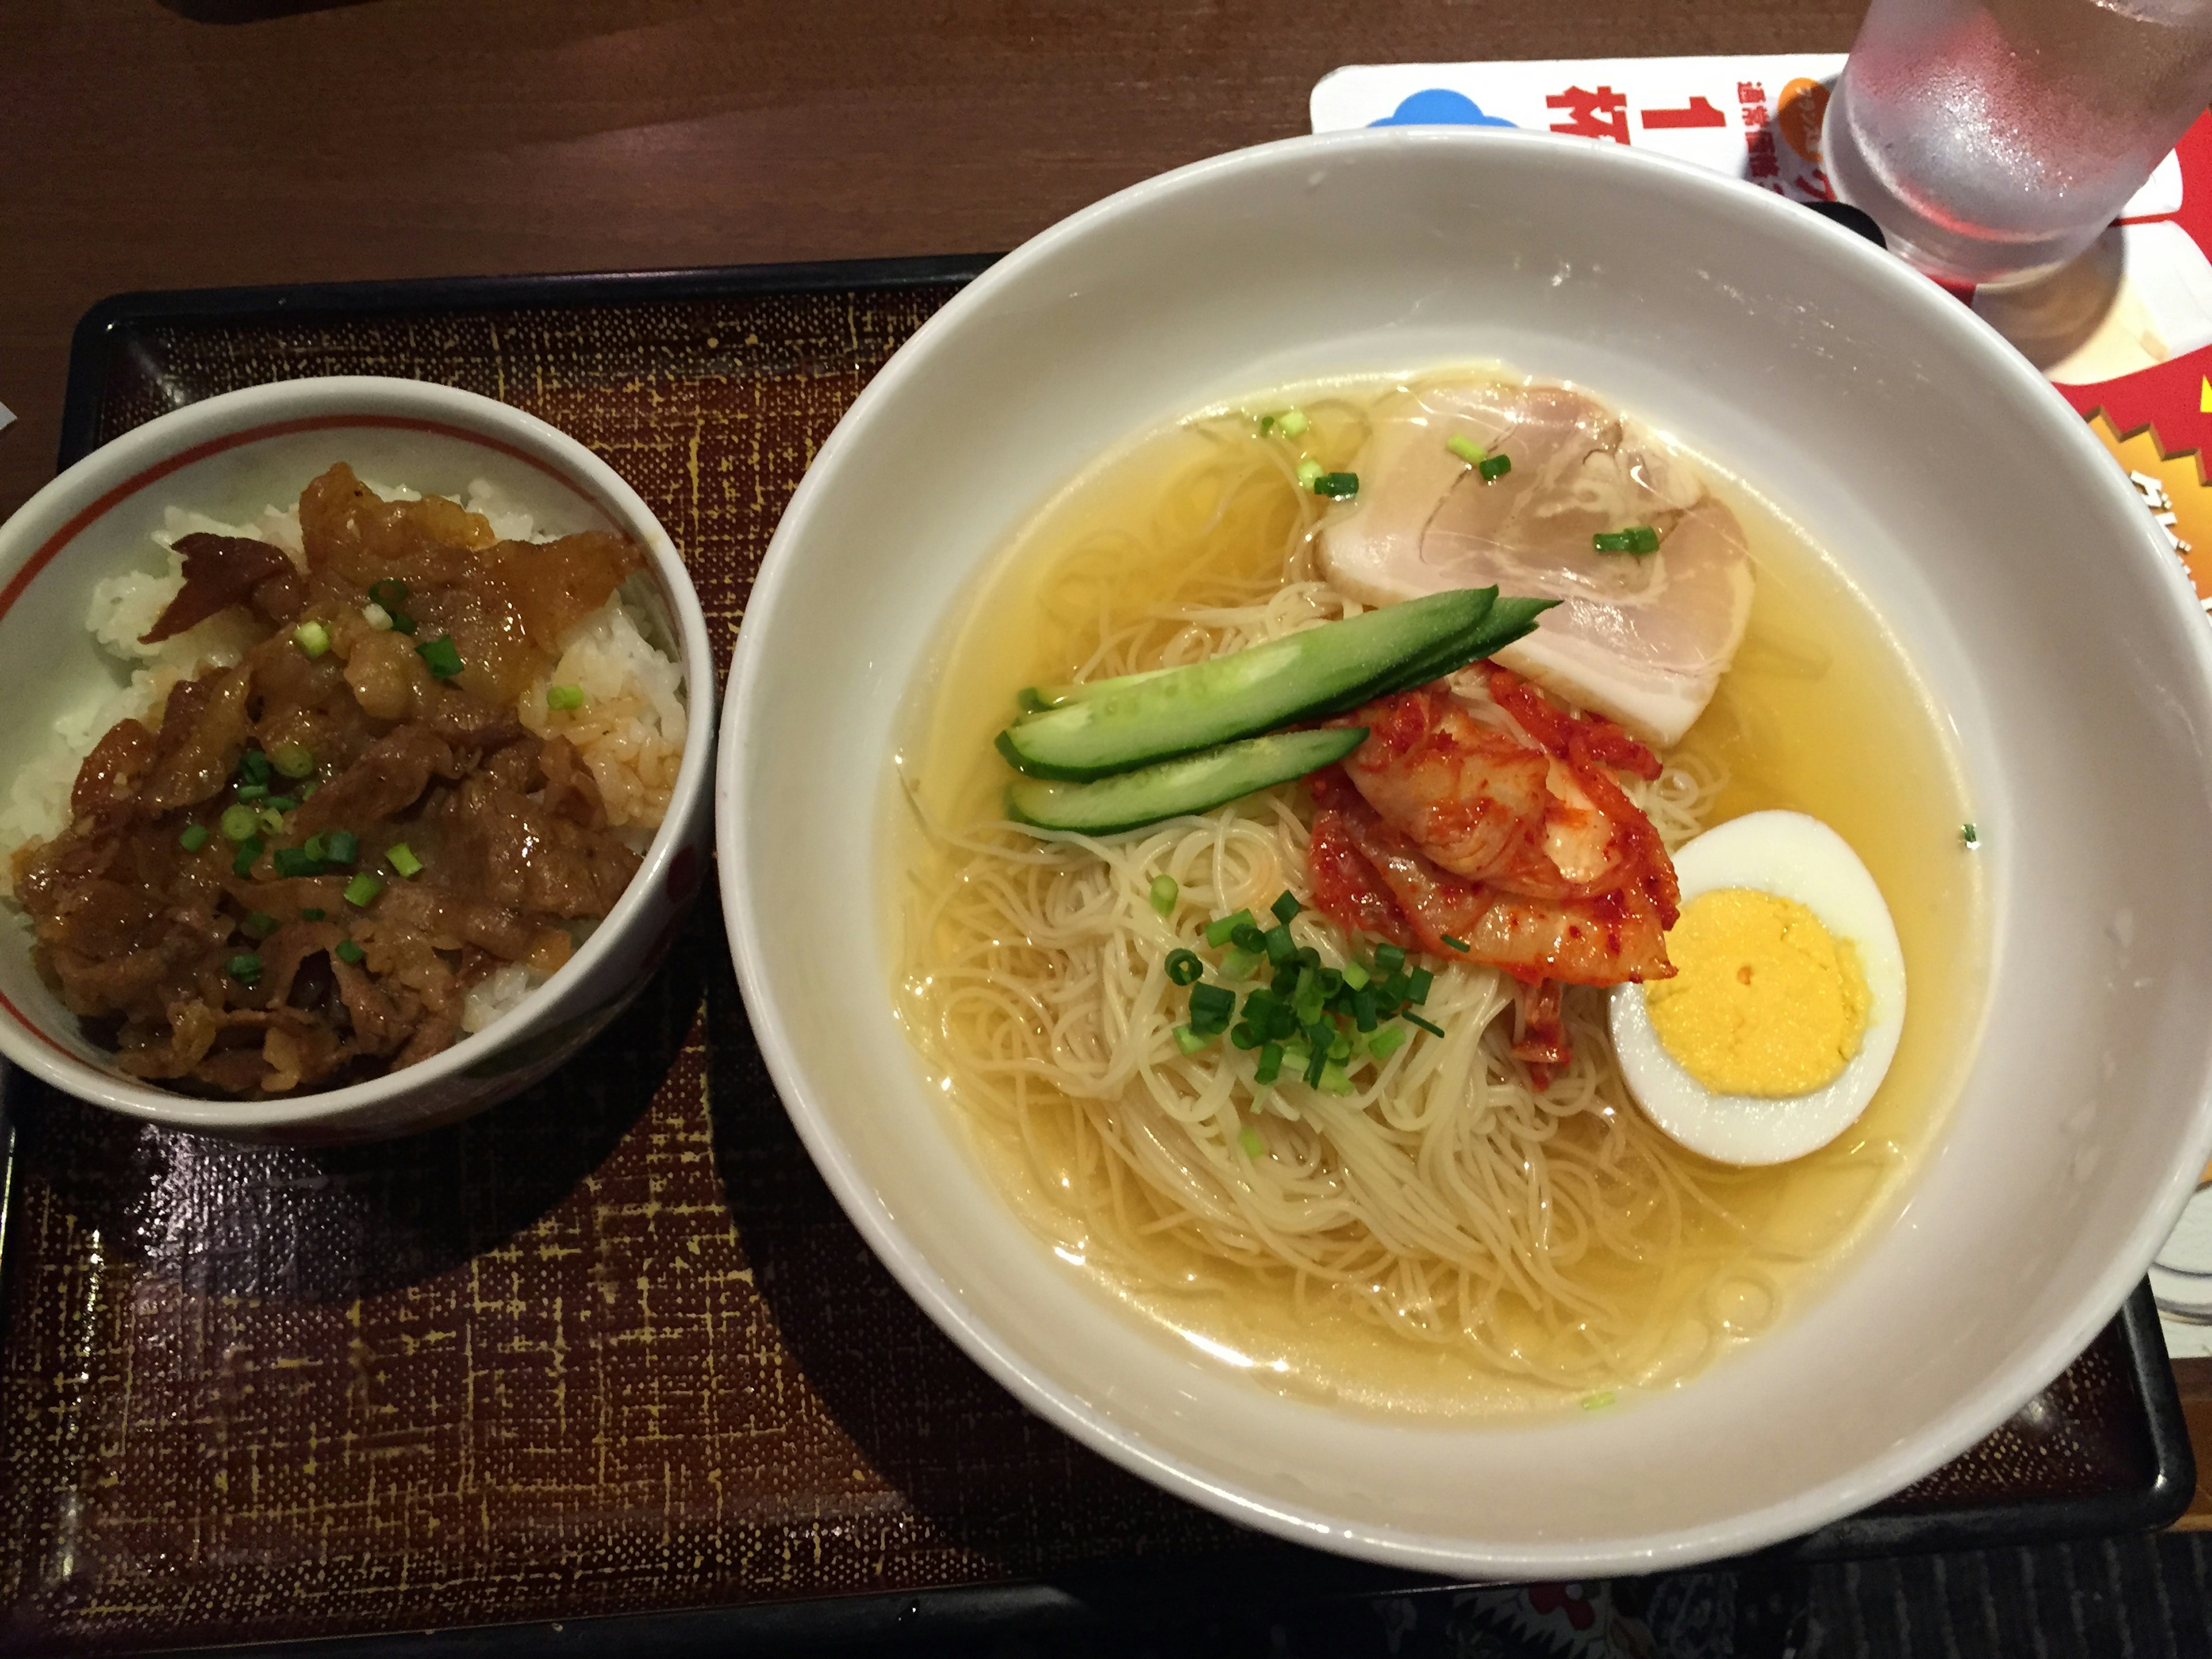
[889,372,1987,1415]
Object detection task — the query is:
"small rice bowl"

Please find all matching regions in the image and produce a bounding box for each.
[0,476,688,1039]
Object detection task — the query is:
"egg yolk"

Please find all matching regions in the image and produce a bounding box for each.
[1645,889,1869,1097]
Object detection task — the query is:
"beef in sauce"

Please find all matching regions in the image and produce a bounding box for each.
[10,464,656,1098]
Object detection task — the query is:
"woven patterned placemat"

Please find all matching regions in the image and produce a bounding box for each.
[0,279,2162,1653]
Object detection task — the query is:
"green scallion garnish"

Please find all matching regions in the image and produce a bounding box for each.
[1445,434,1485,465]
[231,835,262,877]
[1239,1126,1265,1157]
[388,610,418,637]
[178,823,211,853]
[1218,946,1263,982]
[239,749,272,786]
[1582,1391,1616,1411]
[343,872,383,908]
[301,907,326,922]
[226,952,262,984]
[385,843,423,878]
[1960,823,1980,849]
[1407,967,1433,1004]
[1312,471,1359,499]
[335,939,366,965]
[257,807,286,835]
[1479,452,1512,482]
[241,910,277,939]
[1165,949,1204,987]
[1149,873,1178,916]
[271,741,316,779]
[235,783,269,802]
[1270,891,1301,925]
[219,804,258,842]
[1366,1025,1408,1062]
[293,620,331,658]
[1173,1025,1211,1055]
[263,796,297,814]
[1373,944,1406,974]
[1295,458,1323,490]
[1404,1011,1446,1039]
[416,636,464,681]
[1439,934,1470,953]
[1255,1043,1284,1086]
[1204,910,1253,948]
[323,830,359,866]
[273,847,321,880]
[546,683,586,712]
[368,578,409,611]
[1302,1042,1330,1087]
[1593,526,1661,555]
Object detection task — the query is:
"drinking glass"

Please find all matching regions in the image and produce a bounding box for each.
[1823,0,2212,286]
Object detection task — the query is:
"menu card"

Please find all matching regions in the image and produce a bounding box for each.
[1316,57,2212,1358]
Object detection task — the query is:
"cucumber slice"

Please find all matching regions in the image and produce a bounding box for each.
[1364,594,1559,699]
[1006,727,1367,835]
[1000,588,1501,781]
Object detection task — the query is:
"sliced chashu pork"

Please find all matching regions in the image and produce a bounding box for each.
[1319,379,1753,747]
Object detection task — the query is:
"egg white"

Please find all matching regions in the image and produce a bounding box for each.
[1608,810,1907,1167]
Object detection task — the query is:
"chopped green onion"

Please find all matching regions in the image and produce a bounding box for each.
[235,783,269,802]
[322,830,359,866]
[1239,1126,1266,1157]
[1440,934,1471,954]
[241,910,277,939]
[1319,1061,1354,1096]
[226,952,262,984]
[343,872,383,908]
[231,836,262,877]
[1366,1025,1408,1062]
[257,807,286,835]
[385,842,424,878]
[1259,414,1275,434]
[298,779,319,800]
[362,602,395,632]
[1340,960,1370,991]
[1205,910,1255,948]
[1189,984,1237,1029]
[1593,526,1661,555]
[219,804,258,843]
[301,907,326,922]
[1373,942,1406,975]
[1149,873,1179,916]
[1313,472,1359,499]
[1303,1042,1330,1087]
[1255,1043,1285,1086]
[263,796,297,814]
[415,636,464,681]
[546,683,586,712]
[1445,434,1486,465]
[1582,1391,1616,1411]
[1275,408,1310,438]
[293,620,331,658]
[1165,949,1204,987]
[335,939,366,965]
[1270,891,1301,925]
[1479,453,1512,482]
[388,610,418,636]
[178,823,211,853]
[1314,966,1343,998]
[1229,1021,1262,1050]
[1219,947,1264,982]
[239,749,272,786]
[302,834,327,862]
[1328,1029,1353,1062]
[1407,967,1434,1004]
[1960,822,1980,849]
[1294,460,1323,493]
[1405,1011,1446,1039]
[1351,985,1379,1032]
[271,742,316,779]
[1262,925,1296,965]
[368,578,409,611]
[1173,1025,1211,1055]
[273,847,322,880]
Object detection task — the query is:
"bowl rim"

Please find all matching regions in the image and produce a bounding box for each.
[718,125,2212,1574]
[0,373,717,1133]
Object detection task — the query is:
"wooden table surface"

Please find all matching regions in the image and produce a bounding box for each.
[6,0,2212,1533]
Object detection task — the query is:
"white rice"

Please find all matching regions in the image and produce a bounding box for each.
[2,479,686,1022]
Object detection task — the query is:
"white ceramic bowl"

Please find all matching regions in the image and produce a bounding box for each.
[719,130,2212,1574]
[0,376,715,1143]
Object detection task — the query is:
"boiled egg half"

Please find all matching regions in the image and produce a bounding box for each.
[1608,810,1906,1166]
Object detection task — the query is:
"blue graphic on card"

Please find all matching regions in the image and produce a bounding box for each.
[1369,89,1517,128]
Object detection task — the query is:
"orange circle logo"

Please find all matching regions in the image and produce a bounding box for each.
[1777,78,1830,165]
